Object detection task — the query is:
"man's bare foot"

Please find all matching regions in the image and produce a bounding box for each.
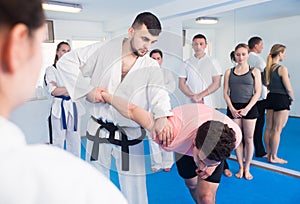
[262,153,268,159]
[224,169,232,177]
[235,169,243,179]
[244,170,253,180]
[269,157,288,164]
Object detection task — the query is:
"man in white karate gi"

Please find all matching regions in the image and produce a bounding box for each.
[57,12,173,204]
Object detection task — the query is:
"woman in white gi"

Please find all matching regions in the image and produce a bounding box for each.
[45,42,85,157]
[0,1,128,203]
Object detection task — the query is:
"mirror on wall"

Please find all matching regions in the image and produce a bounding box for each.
[181,0,300,174]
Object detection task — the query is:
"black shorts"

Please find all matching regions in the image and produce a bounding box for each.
[175,153,224,183]
[266,93,290,111]
[226,103,259,119]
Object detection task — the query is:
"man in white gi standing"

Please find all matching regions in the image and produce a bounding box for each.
[57,12,173,204]
[148,49,174,172]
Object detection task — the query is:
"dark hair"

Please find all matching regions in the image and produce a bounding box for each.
[54,41,70,64]
[0,0,45,36]
[192,34,207,43]
[230,51,236,63]
[131,12,161,36]
[235,43,250,53]
[248,36,262,49]
[150,49,163,58]
[195,120,236,161]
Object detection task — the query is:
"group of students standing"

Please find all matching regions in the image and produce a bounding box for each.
[181,34,294,182]
[1,0,294,203]
[173,34,294,203]
[225,37,294,179]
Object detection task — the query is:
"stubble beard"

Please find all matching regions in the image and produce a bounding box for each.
[130,39,147,57]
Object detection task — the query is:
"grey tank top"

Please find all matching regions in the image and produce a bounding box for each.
[268,65,288,95]
[229,67,254,103]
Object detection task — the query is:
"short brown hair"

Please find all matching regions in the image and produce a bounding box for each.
[131,12,162,36]
[195,120,236,161]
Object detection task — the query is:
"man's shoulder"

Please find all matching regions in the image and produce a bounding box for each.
[248,52,266,70]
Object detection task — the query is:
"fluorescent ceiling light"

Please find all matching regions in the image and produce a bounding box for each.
[195,17,219,25]
[42,1,82,13]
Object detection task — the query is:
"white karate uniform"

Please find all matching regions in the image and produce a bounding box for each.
[149,136,174,170]
[56,37,172,204]
[0,116,128,204]
[148,68,174,170]
[179,54,222,107]
[45,65,85,157]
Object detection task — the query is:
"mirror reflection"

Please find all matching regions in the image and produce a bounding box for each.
[181,0,300,173]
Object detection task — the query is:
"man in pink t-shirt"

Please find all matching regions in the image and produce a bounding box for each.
[101,92,242,204]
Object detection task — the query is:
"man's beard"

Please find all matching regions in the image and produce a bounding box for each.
[130,39,147,57]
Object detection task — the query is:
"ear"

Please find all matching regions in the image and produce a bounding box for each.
[3,24,29,74]
[128,27,134,39]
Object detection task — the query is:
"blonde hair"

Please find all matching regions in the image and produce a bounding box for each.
[265,44,286,85]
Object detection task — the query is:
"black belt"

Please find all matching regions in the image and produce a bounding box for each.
[86,116,146,171]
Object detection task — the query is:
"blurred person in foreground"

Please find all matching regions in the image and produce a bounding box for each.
[0,0,127,203]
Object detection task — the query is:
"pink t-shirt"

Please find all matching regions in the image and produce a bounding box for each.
[160,104,242,156]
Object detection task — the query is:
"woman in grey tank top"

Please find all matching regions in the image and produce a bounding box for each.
[263,44,294,164]
[224,43,262,180]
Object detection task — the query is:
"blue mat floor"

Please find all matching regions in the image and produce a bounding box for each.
[80,115,300,204]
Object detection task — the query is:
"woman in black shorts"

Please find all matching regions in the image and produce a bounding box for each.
[223,43,262,180]
[263,44,294,164]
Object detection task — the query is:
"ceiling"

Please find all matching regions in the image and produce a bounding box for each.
[44,0,300,32]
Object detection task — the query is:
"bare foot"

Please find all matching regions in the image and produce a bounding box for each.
[269,157,288,164]
[235,169,243,179]
[151,168,159,172]
[262,154,268,159]
[163,168,171,172]
[244,170,253,180]
[224,169,232,177]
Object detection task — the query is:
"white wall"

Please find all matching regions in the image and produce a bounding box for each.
[52,19,105,41]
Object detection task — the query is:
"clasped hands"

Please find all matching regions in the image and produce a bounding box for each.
[86,87,174,147]
[191,93,204,103]
[230,107,250,119]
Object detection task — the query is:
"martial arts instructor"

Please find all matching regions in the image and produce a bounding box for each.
[57,12,173,204]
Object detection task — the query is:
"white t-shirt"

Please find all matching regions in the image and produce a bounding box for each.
[248,52,267,100]
[179,54,222,107]
[0,116,128,204]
